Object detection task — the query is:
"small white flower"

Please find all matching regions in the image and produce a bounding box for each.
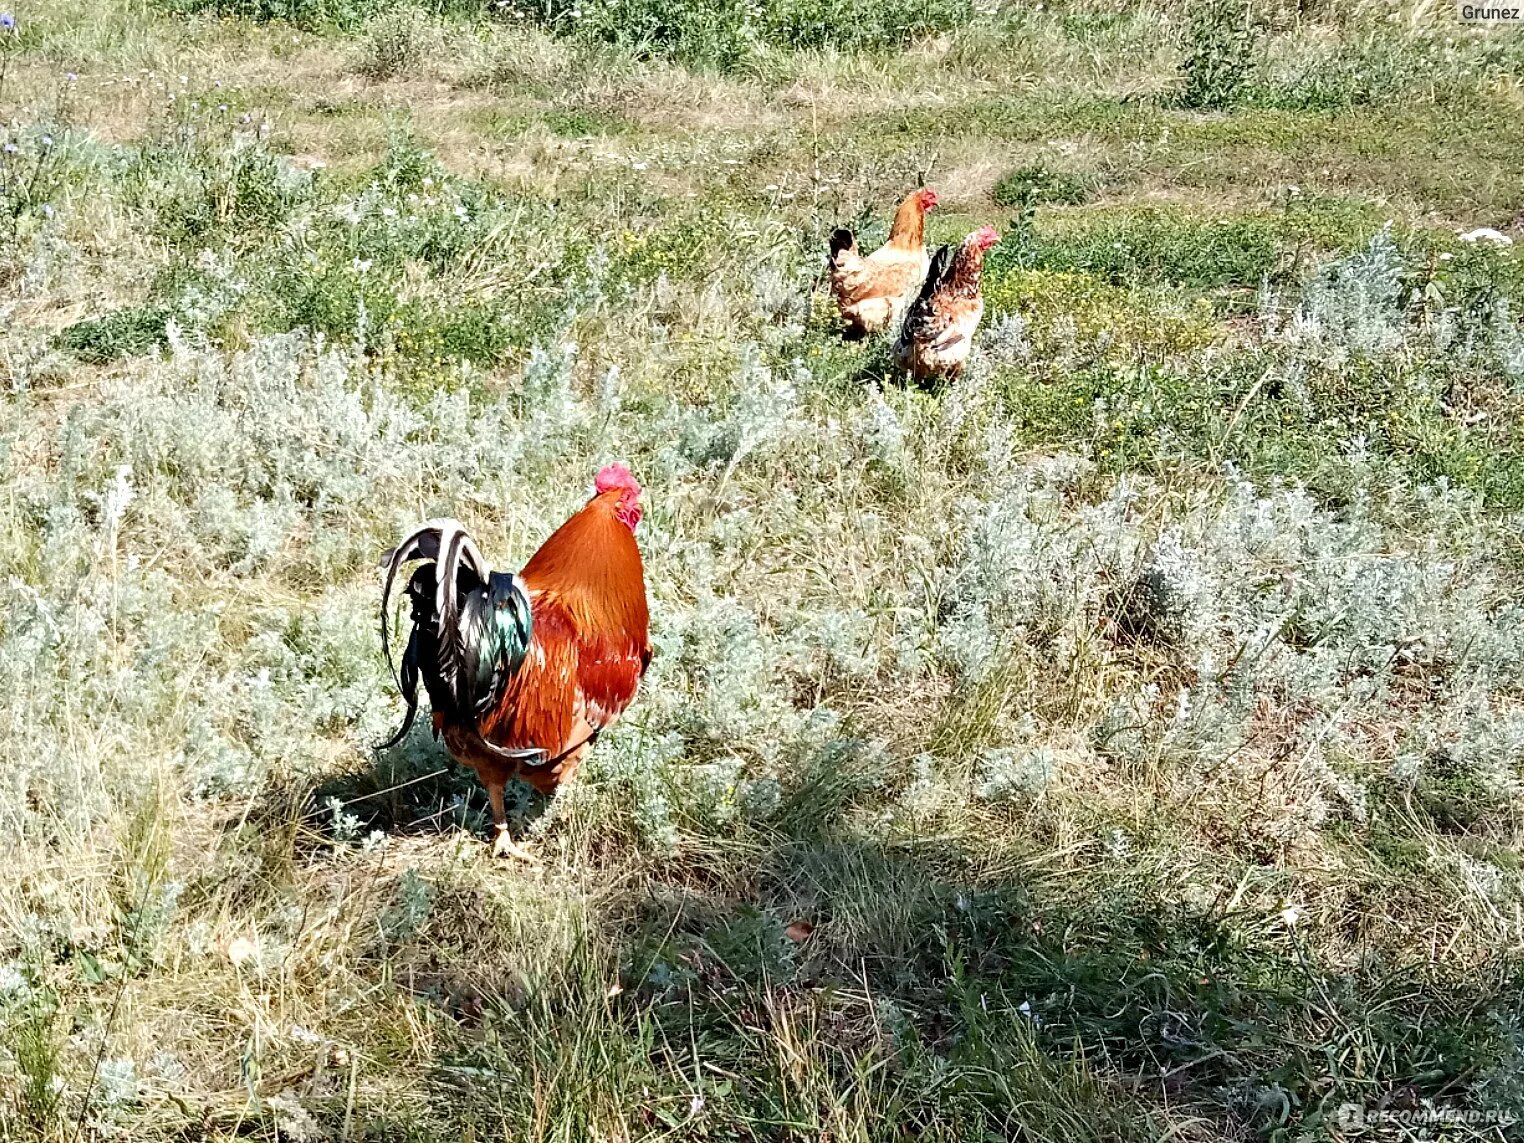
[227,937,258,965]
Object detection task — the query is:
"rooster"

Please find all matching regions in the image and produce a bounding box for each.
[379,464,652,861]
[895,225,1000,383]
[827,186,939,339]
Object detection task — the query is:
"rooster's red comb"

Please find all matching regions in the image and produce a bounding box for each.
[595,463,641,497]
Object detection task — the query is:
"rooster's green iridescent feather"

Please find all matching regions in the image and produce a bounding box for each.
[377,520,540,764]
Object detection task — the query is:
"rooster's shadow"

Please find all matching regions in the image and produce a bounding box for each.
[301,723,546,848]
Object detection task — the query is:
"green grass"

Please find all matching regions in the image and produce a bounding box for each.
[991,162,1095,209]
[2,2,1524,1141]
[55,306,173,362]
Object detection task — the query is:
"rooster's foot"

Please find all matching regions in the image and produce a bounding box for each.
[492,826,540,864]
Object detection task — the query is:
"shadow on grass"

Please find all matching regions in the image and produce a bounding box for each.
[302,723,551,847]
[602,809,1522,1137]
[273,734,1523,1140]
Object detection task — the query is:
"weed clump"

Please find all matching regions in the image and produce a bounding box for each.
[992,163,1094,209]
[56,307,173,363]
[163,0,479,29]
[504,0,977,67]
[1178,0,1258,111]
[357,7,435,78]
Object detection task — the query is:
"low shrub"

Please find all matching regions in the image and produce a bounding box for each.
[761,0,975,53]
[357,7,433,78]
[162,0,481,29]
[162,0,394,26]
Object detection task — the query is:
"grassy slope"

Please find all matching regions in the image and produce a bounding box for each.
[2,2,1524,1140]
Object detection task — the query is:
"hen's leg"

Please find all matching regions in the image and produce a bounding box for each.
[485,778,539,864]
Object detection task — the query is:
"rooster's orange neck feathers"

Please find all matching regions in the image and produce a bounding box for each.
[520,491,649,639]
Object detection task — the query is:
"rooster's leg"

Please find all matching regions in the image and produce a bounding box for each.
[551,742,593,788]
[484,779,539,864]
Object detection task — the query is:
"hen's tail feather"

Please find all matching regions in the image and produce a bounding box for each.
[377,518,484,752]
[828,228,857,264]
[434,524,478,707]
[378,524,456,750]
[457,728,549,767]
[915,243,953,303]
[897,245,955,363]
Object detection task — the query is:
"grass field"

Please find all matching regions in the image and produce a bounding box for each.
[3,0,1524,1139]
